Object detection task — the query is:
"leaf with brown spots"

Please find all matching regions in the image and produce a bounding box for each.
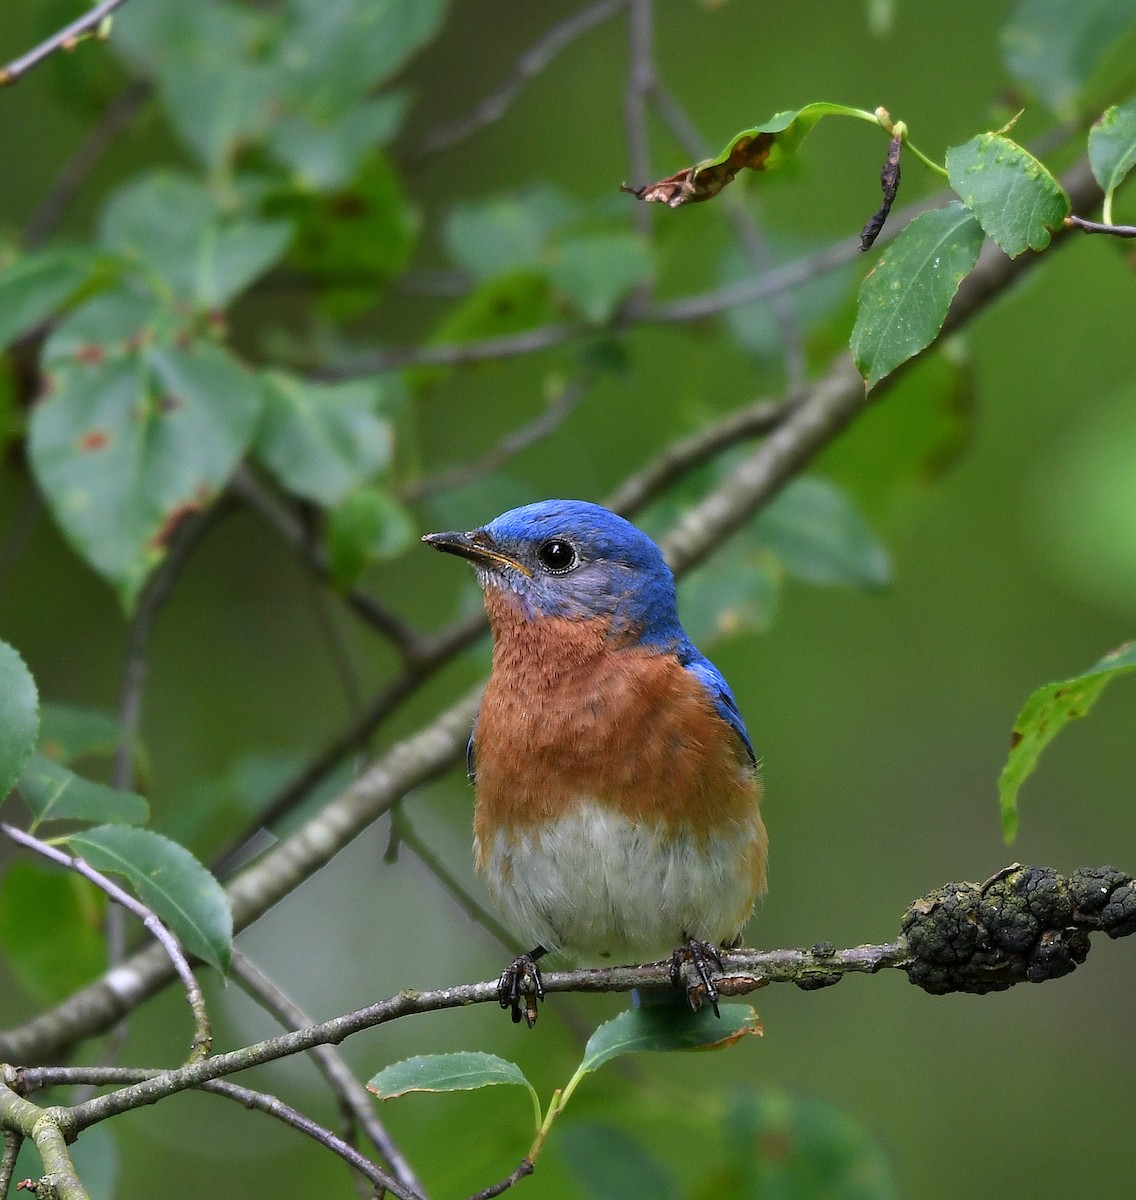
[623,102,877,208]
[28,288,260,610]
[999,640,1136,843]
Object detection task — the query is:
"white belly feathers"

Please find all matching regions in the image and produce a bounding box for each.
[476,799,763,962]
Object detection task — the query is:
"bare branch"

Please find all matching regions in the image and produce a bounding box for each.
[624,0,654,243]
[0,1078,88,1200]
[388,807,519,952]
[1064,213,1136,237]
[13,1067,415,1199]
[25,80,151,248]
[229,951,427,1199]
[419,0,626,157]
[0,0,132,88]
[400,375,591,503]
[1,825,211,1064]
[465,1160,534,1200]
[230,466,431,662]
[648,79,807,387]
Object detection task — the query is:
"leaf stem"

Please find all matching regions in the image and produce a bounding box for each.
[874,108,949,177]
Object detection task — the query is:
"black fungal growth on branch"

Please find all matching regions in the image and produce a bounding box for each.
[902,865,1136,995]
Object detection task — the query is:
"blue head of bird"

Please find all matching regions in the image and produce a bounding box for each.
[422,499,685,647]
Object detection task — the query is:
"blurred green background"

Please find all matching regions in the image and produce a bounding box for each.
[2,1,1135,1197]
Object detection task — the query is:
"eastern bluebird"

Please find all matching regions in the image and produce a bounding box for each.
[424,499,767,1024]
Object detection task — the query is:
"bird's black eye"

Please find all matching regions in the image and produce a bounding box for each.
[536,539,578,574]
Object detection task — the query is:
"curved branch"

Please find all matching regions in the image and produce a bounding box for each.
[228,952,426,1199]
[1,825,211,1064]
[0,0,132,88]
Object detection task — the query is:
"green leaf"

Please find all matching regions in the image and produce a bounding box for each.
[1089,100,1136,221]
[100,173,291,309]
[368,1052,536,1103]
[30,292,261,608]
[755,477,892,589]
[39,704,127,766]
[276,152,418,314]
[716,1086,899,1200]
[999,641,1136,843]
[0,863,107,1005]
[546,233,654,324]
[282,0,449,108]
[0,640,39,801]
[817,347,975,528]
[17,752,148,829]
[63,824,233,971]
[721,232,858,362]
[255,373,393,507]
[580,1003,761,1075]
[946,134,1070,257]
[1002,0,1136,120]
[268,95,409,189]
[679,543,781,648]
[327,486,417,587]
[559,1124,683,1200]
[113,0,278,171]
[0,249,98,349]
[443,186,579,280]
[628,102,873,206]
[851,201,984,389]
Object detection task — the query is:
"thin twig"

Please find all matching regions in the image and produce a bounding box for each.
[401,376,591,503]
[0,824,211,1063]
[1064,214,1136,237]
[418,0,627,158]
[230,466,430,662]
[0,486,41,598]
[113,499,232,794]
[313,193,934,379]
[605,397,794,514]
[0,0,133,88]
[229,951,427,1199]
[649,79,807,388]
[465,1160,534,1200]
[624,0,654,243]
[24,80,151,248]
[12,1067,414,1199]
[390,809,519,952]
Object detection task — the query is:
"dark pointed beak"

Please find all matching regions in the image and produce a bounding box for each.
[421,529,531,576]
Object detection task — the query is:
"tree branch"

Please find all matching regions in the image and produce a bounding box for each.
[12,1067,415,1199]
[228,951,426,1199]
[418,0,627,158]
[0,0,132,88]
[1,825,211,1064]
[0,1079,87,1200]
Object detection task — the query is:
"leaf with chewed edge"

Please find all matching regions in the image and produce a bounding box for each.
[999,641,1136,843]
[625,103,873,207]
[580,1003,761,1075]
[368,1052,541,1130]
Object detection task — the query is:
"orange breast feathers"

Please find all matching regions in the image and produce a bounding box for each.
[472,586,764,846]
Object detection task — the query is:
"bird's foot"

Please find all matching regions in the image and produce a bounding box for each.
[669,938,725,1017]
[498,948,546,1028]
